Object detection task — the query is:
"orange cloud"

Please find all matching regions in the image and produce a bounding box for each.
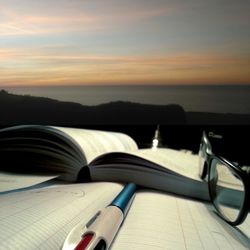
[0,47,249,86]
[0,3,102,36]
[0,2,179,36]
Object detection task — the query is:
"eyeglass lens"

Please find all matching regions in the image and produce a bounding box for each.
[208,158,245,223]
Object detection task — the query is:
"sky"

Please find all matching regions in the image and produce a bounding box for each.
[0,0,250,86]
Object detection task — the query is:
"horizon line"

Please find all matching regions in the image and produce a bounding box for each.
[1,82,250,88]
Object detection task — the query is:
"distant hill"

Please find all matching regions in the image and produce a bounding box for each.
[187,111,250,125]
[1,89,250,126]
[0,90,186,125]
[1,89,250,151]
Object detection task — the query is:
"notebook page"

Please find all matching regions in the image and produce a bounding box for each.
[0,182,123,250]
[112,190,249,250]
[53,127,138,163]
[0,171,58,192]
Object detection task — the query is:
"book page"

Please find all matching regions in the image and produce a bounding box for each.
[0,125,139,182]
[90,148,200,182]
[53,126,138,163]
[0,182,123,250]
[112,190,250,250]
[134,148,200,180]
[90,148,209,200]
[0,171,58,192]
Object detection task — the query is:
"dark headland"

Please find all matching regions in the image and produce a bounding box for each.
[1,89,250,126]
[0,89,187,125]
[1,89,250,151]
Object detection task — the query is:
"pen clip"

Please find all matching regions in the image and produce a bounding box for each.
[86,211,101,228]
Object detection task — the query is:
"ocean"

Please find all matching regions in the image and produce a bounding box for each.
[3,85,250,114]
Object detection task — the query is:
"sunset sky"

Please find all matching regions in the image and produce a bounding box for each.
[0,0,249,86]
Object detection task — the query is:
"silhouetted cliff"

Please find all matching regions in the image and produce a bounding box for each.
[1,90,250,126]
[0,90,186,125]
[187,112,250,125]
[1,90,250,152]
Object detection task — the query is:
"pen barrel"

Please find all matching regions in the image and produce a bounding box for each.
[85,206,123,249]
[111,183,136,216]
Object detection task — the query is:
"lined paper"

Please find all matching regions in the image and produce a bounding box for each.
[0,171,58,192]
[0,182,123,250]
[1,183,248,250]
[112,190,250,250]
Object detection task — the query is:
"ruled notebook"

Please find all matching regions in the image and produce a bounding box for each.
[0,182,249,250]
[0,182,123,249]
[111,190,250,250]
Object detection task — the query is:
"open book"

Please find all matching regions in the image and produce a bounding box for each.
[0,125,209,200]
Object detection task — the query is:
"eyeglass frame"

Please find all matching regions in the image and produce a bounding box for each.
[199,131,250,226]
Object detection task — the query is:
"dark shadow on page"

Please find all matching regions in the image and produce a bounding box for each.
[77,166,91,182]
[0,179,70,195]
[204,204,250,248]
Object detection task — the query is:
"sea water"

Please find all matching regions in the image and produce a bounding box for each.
[3,85,250,114]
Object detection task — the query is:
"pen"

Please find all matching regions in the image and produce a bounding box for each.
[62,183,136,250]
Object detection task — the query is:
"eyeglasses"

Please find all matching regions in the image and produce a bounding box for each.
[199,131,250,226]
